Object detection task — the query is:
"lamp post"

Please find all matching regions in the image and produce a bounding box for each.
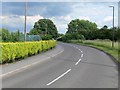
[109,5,114,47]
[24,0,27,41]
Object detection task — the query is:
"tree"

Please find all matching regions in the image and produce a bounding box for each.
[1,28,11,42]
[29,19,58,39]
[67,19,97,34]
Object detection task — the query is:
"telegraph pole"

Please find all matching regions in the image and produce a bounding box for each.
[24,0,27,41]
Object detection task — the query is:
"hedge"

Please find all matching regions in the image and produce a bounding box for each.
[0,40,56,64]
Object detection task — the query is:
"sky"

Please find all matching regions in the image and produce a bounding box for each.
[1,1,119,34]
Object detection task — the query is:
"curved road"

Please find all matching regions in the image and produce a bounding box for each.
[2,42,118,88]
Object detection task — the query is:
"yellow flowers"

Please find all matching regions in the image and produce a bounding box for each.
[0,40,56,64]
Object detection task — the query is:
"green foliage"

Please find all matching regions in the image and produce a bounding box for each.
[58,33,85,42]
[64,19,119,42]
[67,19,97,34]
[1,40,56,64]
[1,29,11,42]
[29,19,58,39]
[41,34,53,40]
[69,40,119,62]
[1,28,41,42]
[1,29,23,42]
[59,23,118,42]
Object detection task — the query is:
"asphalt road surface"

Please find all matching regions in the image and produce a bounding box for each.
[2,42,118,88]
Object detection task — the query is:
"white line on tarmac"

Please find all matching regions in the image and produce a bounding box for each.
[47,69,71,86]
[0,50,64,78]
[75,59,81,65]
[81,54,83,57]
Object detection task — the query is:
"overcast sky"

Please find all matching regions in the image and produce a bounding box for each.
[1,1,118,34]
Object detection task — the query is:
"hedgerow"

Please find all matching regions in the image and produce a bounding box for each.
[0,40,56,64]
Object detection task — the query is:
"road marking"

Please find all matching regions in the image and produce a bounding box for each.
[0,64,34,77]
[0,49,64,78]
[51,50,64,57]
[75,59,81,65]
[81,51,83,53]
[46,69,71,86]
[78,49,81,51]
[81,54,83,57]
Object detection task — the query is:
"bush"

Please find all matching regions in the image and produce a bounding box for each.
[59,33,86,42]
[41,35,53,40]
[1,40,56,64]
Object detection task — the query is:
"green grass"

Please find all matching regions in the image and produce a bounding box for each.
[69,39,119,63]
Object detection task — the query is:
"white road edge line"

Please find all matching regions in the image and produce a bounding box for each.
[0,50,64,78]
[46,69,71,86]
[51,50,63,57]
[81,54,83,57]
[75,59,81,65]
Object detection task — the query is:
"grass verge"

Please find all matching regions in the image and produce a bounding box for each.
[69,40,119,63]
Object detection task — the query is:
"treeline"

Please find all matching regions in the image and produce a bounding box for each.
[78,28,118,41]
[1,19,58,42]
[0,29,23,42]
[58,19,119,42]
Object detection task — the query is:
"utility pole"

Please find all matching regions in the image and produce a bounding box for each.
[24,0,27,41]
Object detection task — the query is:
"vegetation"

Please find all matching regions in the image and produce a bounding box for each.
[29,19,58,39]
[69,39,119,63]
[58,19,119,42]
[0,19,58,64]
[58,33,85,42]
[1,29,41,42]
[67,19,97,34]
[58,19,119,62]
[1,40,56,64]
[1,19,58,42]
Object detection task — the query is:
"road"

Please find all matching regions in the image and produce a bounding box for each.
[2,42,118,88]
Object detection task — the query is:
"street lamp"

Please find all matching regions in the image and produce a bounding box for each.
[24,0,27,41]
[109,5,114,47]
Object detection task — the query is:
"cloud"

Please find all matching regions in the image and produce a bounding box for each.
[2,0,120,2]
[1,2,118,33]
[27,15,44,25]
[59,15,72,22]
[1,15,44,31]
[2,2,72,17]
[103,16,113,22]
[79,16,90,21]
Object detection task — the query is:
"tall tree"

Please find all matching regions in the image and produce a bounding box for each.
[67,19,97,34]
[1,29,11,42]
[29,19,58,39]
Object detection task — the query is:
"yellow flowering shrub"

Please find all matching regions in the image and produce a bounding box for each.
[0,40,56,64]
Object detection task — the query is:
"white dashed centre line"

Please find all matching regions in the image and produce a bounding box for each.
[46,69,71,86]
[75,59,81,65]
[81,54,83,57]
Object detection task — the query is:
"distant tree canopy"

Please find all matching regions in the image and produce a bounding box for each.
[1,29,22,42]
[29,19,58,39]
[58,19,119,42]
[1,28,41,42]
[67,19,97,34]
